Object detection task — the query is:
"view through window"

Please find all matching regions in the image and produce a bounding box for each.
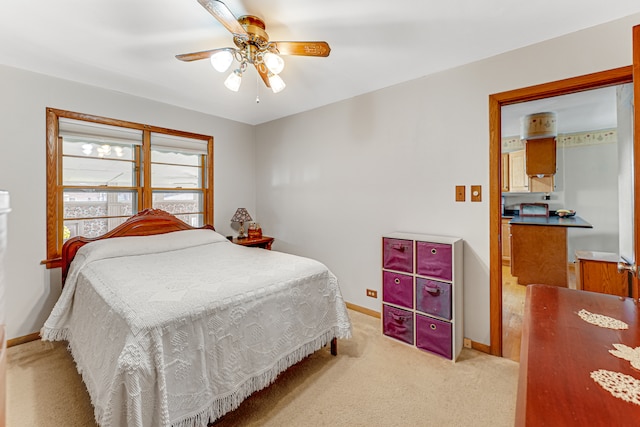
[45,109,214,267]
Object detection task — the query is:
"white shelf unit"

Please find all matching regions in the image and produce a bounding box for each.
[381,232,463,361]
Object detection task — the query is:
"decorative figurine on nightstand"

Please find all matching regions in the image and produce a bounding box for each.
[248,222,262,239]
[230,208,252,239]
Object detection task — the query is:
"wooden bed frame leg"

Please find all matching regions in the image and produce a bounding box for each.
[330,337,337,356]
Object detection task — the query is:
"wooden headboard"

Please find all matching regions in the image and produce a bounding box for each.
[61,209,215,284]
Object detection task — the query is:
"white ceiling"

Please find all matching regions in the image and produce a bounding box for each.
[2,1,640,125]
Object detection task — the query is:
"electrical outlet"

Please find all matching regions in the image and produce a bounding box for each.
[366,289,378,298]
[463,338,472,349]
[455,185,465,202]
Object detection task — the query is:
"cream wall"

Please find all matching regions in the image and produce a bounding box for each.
[255,13,640,345]
[0,65,256,339]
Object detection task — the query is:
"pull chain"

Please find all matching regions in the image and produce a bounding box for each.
[255,72,260,104]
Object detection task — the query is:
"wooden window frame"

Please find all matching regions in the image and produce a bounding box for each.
[44,108,214,268]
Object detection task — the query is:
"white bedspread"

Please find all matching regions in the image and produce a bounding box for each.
[42,230,352,427]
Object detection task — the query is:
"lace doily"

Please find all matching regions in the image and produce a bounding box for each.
[591,369,640,405]
[609,344,640,371]
[577,309,629,330]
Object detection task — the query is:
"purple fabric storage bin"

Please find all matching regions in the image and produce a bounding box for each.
[383,271,414,309]
[383,305,414,345]
[383,238,413,273]
[415,314,452,359]
[416,241,452,281]
[416,278,452,320]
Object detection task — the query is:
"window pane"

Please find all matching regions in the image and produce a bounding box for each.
[152,191,202,215]
[63,190,136,241]
[174,213,203,227]
[151,164,201,188]
[63,217,128,241]
[63,140,135,160]
[63,191,136,219]
[63,157,135,186]
[151,149,200,166]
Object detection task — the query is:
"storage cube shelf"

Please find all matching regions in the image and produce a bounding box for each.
[382,232,463,361]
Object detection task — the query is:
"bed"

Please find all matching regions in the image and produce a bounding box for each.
[42,209,352,427]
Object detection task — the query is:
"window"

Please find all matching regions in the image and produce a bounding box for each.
[45,108,214,268]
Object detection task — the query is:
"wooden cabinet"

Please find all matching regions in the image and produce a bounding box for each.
[510,224,568,287]
[501,218,511,265]
[509,150,528,192]
[525,137,556,176]
[382,232,463,361]
[231,235,274,250]
[505,150,554,193]
[575,251,629,297]
[501,153,510,192]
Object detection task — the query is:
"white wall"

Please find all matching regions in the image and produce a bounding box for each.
[254,13,640,345]
[0,65,256,339]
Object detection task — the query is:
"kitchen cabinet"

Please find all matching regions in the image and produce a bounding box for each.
[510,216,592,287]
[505,150,554,193]
[509,150,528,192]
[575,251,629,297]
[511,224,567,286]
[501,218,511,265]
[525,137,556,176]
[501,153,510,192]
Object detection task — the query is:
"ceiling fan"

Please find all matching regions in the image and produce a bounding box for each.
[176,0,331,94]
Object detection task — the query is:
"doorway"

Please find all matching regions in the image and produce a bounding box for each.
[488,67,634,357]
[499,85,623,361]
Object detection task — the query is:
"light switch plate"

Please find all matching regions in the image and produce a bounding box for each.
[471,185,482,202]
[455,185,465,202]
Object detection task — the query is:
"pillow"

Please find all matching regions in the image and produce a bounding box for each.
[74,229,228,267]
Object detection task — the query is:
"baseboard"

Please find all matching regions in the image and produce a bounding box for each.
[345,302,492,355]
[345,302,381,318]
[8,332,40,348]
[471,340,491,354]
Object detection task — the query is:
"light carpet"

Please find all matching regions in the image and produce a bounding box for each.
[7,310,519,426]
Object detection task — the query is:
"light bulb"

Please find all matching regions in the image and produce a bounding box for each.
[263,52,285,75]
[210,50,233,72]
[268,73,286,93]
[224,69,242,92]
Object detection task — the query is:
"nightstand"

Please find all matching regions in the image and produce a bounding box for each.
[231,235,274,250]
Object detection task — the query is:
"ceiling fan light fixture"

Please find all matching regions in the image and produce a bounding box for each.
[224,69,242,92]
[177,1,330,98]
[268,73,286,93]
[210,49,234,72]
[263,52,285,75]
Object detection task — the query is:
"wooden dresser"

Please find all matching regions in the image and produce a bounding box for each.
[516,284,640,425]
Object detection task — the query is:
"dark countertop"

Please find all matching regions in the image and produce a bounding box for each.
[509,215,592,228]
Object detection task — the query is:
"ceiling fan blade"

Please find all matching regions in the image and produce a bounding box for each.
[176,47,232,62]
[197,0,248,37]
[255,63,271,88]
[272,41,331,57]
